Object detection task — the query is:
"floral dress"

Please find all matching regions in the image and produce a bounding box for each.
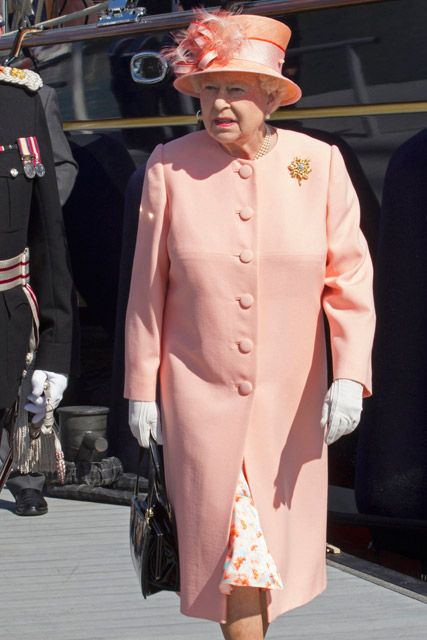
[220,468,284,594]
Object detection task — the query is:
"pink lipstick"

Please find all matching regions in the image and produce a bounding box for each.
[213,118,236,127]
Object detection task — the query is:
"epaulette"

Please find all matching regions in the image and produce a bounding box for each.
[0,66,43,92]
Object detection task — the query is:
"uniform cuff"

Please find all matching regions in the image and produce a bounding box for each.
[34,341,72,375]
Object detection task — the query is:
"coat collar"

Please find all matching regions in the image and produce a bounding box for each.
[0,66,43,92]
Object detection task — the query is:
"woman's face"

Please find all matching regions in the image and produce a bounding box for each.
[198,72,275,155]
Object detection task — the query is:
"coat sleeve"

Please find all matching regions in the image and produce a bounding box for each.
[322,145,376,397]
[40,86,78,206]
[124,144,170,400]
[28,94,74,374]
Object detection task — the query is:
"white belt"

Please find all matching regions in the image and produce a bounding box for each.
[0,248,30,291]
[0,247,39,346]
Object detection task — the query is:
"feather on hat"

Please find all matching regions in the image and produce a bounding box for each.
[163,10,301,107]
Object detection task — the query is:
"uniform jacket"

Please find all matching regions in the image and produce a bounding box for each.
[0,79,74,408]
[125,129,375,623]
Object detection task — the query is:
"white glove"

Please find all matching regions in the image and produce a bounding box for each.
[320,378,363,445]
[128,400,163,448]
[25,370,68,424]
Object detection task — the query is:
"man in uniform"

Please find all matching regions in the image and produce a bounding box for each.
[0,64,74,515]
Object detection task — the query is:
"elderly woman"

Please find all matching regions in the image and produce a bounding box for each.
[124,11,375,640]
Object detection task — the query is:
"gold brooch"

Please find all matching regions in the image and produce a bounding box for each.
[288,157,312,186]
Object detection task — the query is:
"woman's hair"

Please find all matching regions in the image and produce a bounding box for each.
[258,75,282,103]
[191,73,282,104]
[189,76,201,92]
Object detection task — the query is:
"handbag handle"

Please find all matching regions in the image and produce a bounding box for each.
[147,437,169,505]
[134,437,166,501]
[134,437,174,522]
[134,447,146,498]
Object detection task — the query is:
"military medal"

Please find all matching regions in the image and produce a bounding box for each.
[17,137,35,179]
[35,162,46,177]
[288,157,312,186]
[17,136,45,179]
[24,156,36,179]
[30,137,46,177]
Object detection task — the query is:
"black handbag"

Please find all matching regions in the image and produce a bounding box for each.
[130,437,180,598]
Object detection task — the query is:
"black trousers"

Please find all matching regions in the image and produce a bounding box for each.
[0,408,45,497]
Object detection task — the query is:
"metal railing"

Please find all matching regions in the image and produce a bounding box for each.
[62,101,427,132]
[0,0,386,50]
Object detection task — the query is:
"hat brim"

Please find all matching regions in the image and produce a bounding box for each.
[173,61,302,107]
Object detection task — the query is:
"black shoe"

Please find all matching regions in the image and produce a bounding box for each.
[15,489,48,516]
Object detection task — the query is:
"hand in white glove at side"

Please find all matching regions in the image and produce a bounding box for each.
[25,370,68,424]
[320,379,363,445]
[128,400,163,448]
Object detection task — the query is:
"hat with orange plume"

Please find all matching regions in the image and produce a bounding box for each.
[163,10,301,107]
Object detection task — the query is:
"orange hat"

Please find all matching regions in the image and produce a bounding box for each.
[165,11,301,107]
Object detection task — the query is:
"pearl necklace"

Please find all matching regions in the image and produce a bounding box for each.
[253,124,275,160]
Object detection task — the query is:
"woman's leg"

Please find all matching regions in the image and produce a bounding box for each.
[260,589,270,637]
[220,587,265,640]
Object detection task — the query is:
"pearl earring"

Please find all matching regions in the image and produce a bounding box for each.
[196,110,202,123]
[265,114,271,120]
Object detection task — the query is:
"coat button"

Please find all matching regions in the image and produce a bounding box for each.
[239,249,254,263]
[238,165,253,179]
[239,293,254,309]
[239,338,253,354]
[239,207,254,221]
[238,381,253,395]
[10,168,18,178]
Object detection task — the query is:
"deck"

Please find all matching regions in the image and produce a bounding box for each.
[1,489,426,640]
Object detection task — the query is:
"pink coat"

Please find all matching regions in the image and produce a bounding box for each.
[124,129,375,623]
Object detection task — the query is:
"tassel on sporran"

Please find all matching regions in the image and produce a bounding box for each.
[13,351,66,484]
